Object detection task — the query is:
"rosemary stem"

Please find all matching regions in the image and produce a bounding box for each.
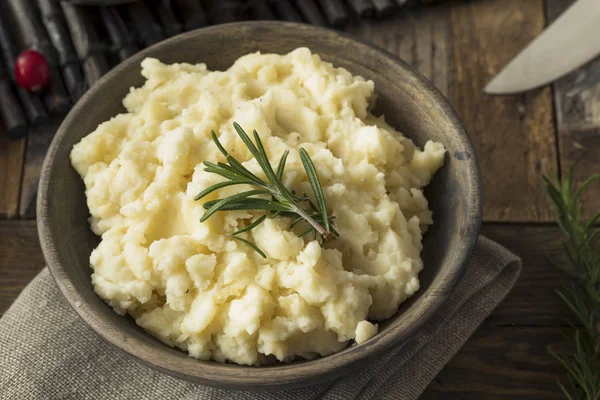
[196,123,336,255]
[293,205,327,236]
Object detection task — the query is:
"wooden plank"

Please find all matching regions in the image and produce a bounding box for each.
[0,126,26,219]
[0,221,44,316]
[480,224,571,326]
[450,0,558,222]
[430,9,449,99]
[547,0,600,219]
[422,326,564,399]
[345,5,450,96]
[345,13,415,64]
[19,119,62,219]
[413,9,433,83]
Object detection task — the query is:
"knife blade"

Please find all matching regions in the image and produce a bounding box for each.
[484,0,600,95]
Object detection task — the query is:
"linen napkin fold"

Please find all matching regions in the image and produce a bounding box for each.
[0,236,521,400]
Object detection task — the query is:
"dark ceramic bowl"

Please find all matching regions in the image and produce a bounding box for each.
[38,22,482,391]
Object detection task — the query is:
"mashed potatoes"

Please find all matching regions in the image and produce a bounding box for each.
[70,48,445,365]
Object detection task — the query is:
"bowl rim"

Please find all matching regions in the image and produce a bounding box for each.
[37,21,482,390]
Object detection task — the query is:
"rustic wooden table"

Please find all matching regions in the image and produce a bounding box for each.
[1,0,598,398]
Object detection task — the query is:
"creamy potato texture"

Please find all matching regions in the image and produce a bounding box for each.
[70,48,445,365]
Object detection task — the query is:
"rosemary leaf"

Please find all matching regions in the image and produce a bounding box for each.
[233,122,262,166]
[297,226,313,238]
[299,148,330,234]
[289,216,303,230]
[200,189,271,222]
[276,150,290,181]
[202,198,290,212]
[194,180,253,201]
[203,161,243,181]
[211,130,230,157]
[574,174,600,203]
[223,156,265,186]
[252,129,279,182]
[228,236,267,259]
[230,215,267,236]
[544,167,600,400]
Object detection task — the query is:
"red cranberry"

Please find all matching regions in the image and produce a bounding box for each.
[14,50,51,92]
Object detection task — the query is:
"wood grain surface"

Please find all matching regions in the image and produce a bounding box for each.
[0,221,45,314]
[450,0,558,222]
[481,225,571,326]
[422,327,565,399]
[0,128,25,219]
[346,4,450,98]
[19,120,62,218]
[547,0,600,218]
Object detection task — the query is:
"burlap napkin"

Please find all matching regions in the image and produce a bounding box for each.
[0,236,521,400]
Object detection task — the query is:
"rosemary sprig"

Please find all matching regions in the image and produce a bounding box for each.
[544,166,600,400]
[195,122,337,257]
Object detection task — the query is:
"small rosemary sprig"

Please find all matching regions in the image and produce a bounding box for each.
[544,166,600,400]
[195,122,338,257]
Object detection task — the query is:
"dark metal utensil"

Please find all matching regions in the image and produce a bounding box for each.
[318,0,348,27]
[291,0,327,26]
[172,0,208,31]
[9,0,72,115]
[37,0,87,102]
[0,56,28,139]
[269,0,302,22]
[249,0,276,20]
[61,1,110,87]
[205,0,243,24]
[346,0,375,17]
[146,0,183,38]
[100,7,139,61]
[395,0,416,6]
[0,6,48,125]
[67,0,135,4]
[124,1,165,46]
[371,0,396,16]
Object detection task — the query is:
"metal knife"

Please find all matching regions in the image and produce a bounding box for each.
[484,0,600,95]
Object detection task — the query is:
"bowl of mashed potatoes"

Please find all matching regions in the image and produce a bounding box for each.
[38,22,481,390]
